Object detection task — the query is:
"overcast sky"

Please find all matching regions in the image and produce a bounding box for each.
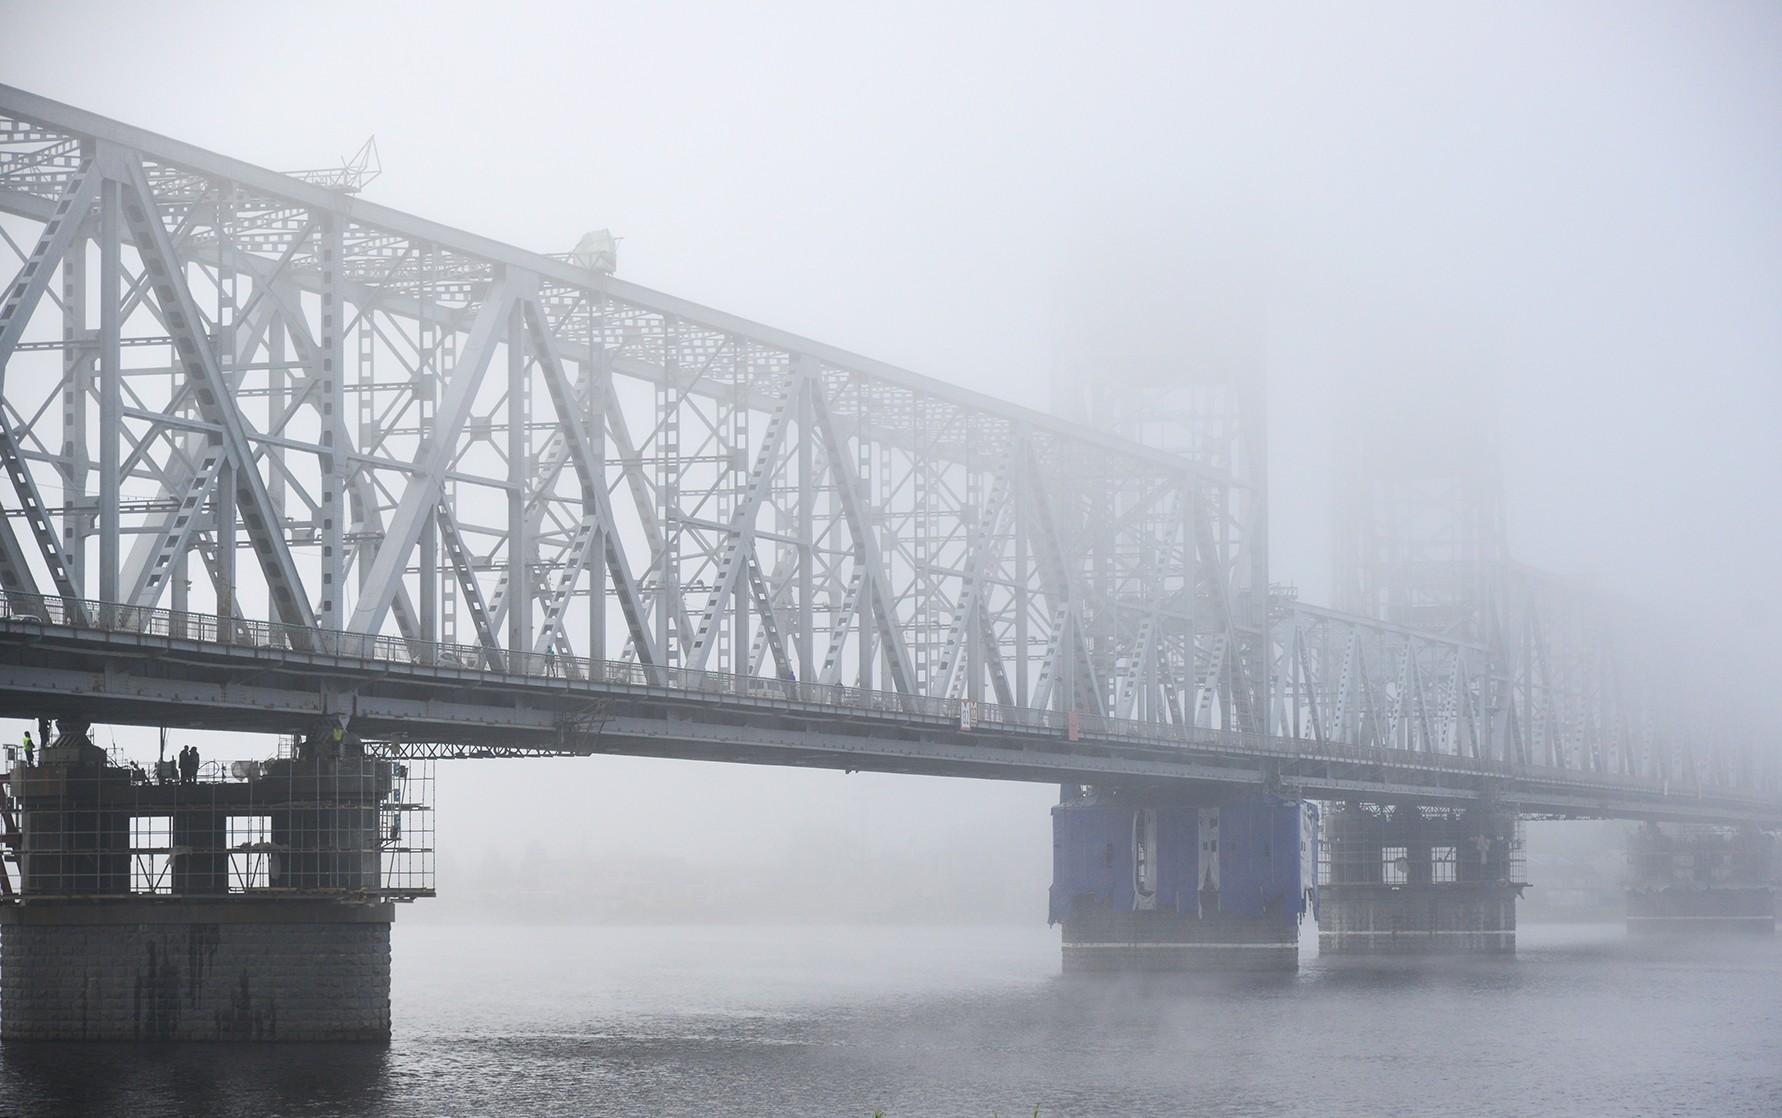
[4,1,1778,919]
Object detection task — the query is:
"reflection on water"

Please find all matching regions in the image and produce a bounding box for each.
[0,922,1776,1117]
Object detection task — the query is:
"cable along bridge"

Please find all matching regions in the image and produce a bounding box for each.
[0,84,1774,1038]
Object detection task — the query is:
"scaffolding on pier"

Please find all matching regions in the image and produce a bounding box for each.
[1318,801,1525,891]
[0,726,432,901]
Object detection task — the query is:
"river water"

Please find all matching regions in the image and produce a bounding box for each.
[0,921,1776,1116]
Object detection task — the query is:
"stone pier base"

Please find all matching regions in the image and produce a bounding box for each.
[1060,910,1298,972]
[0,899,393,1041]
[1318,803,1522,956]
[1319,883,1517,955]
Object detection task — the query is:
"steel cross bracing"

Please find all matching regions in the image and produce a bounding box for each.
[0,85,1775,821]
[0,85,1226,732]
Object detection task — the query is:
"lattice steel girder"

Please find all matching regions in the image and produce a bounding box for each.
[0,85,1213,482]
[1274,603,1508,768]
[0,78,1730,801]
[0,86,1231,725]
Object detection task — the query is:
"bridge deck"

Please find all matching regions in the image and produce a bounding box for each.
[0,594,1774,827]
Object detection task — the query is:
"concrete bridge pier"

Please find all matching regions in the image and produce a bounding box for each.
[1317,803,1523,956]
[0,726,412,1041]
[1625,823,1776,934]
[1049,788,1317,972]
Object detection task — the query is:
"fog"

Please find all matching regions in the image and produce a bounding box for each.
[4,0,1778,925]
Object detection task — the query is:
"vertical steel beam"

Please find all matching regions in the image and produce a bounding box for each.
[854,410,873,689]
[796,368,815,680]
[214,458,236,638]
[507,298,530,652]
[415,246,438,646]
[1013,460,1028,706]
[58,220,88,593]
[266,308,287,518]
[317,214,347,628]
[97,175,120,609]
[585,322,606,661]
[419,509,437,646]
[654,322,679,664]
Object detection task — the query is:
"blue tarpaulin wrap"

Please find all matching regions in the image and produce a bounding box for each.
[1049,793,1315,927]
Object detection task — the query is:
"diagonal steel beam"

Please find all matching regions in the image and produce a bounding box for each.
[0,159,99,392]
[805,381,917,694]
[1019,437,1103,715]
[117,291,278,611]
[682,374,796,672]
[816,565,865,687]
[0,419,85,620]
[348,275,515,635]
[120,436,224,611]
[113,152,317,634]
[433,499,502,666]
[522,298,655,663]
[0,495,45,615]
[531,512,599,657]
[977,607,1015,706]
[599,377,692,655]
[746,548,793,680]
[934,455,1013,699]
[1116,613,1158,720]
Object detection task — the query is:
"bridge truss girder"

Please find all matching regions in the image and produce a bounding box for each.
[0,85,1238,731]
[0,84,1770,802]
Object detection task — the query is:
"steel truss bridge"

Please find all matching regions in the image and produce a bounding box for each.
[0,85,1776,828]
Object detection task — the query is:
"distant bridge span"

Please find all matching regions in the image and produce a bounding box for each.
[0,84,1776,830]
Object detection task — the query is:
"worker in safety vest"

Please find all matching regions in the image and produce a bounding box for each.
[21,730,32,767]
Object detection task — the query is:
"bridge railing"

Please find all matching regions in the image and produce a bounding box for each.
[0,591,1762,802]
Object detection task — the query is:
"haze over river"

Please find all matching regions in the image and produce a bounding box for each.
[0,922,1776,1116]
